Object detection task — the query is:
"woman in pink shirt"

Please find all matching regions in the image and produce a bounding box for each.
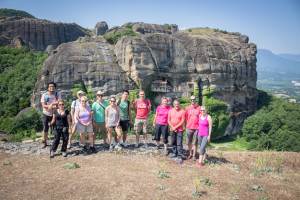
[198,106,213,167]
[152,97,172,154]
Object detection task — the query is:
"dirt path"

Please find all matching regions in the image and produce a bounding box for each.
[1,148,300,200]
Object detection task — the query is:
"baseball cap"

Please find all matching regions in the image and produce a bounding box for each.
[77,90,84,95]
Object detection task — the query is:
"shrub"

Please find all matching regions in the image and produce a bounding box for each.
[103,29,138,45]
[0,8,35,18]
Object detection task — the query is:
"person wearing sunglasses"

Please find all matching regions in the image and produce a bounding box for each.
[68,90,89,149]
[105,97,122,151]
[92,90,109,148]
[185,95,201,161]
[76,96,96,153]
[197,106,213,167]
[152,97,172,155]
[49,100,71,157]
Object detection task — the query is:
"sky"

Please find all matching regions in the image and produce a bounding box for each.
[1,0,300,54]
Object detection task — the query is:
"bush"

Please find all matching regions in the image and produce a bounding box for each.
[0,8,35,18]
[103,29,138,45]
[242,90,300,152]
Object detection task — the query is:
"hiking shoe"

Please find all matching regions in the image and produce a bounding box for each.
[109,145,113,151]
[135,142,139,148]
[112,142,118,148]
[164,149,168,156]
[178,158,183,164]
[62,152,67,157]
[115,143,123,150]
[82,146,87,152]
[192,156,197,161]
[50,151,55,158]
[41,141,47,149]
[67,143,71,149]
[144,143,149,148]
[90,146,97,153]
[170,154,177,158]
[122,142,128,148]
[155,145,160,150]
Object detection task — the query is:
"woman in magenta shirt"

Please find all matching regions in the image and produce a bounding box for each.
[198,106,213,167]
[152,97,172,154]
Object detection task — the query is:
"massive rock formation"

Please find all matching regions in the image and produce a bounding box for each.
[31,24,257,137]
[0,17,89,51]
[93,21,108,36]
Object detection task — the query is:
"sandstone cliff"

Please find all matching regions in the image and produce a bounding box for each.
[31,23,257,136]
[0,17,89,51]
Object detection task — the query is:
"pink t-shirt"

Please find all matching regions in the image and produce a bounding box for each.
[198,114,209,137]
[168,108,185,131]
[185,105,201,129]
[134,99,151,119]
[155,105,172,125]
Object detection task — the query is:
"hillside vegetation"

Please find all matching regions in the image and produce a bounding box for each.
[0,8,35,18]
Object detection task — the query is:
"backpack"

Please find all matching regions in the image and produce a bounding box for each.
[117,99,130,116]
[134,98,150,108]
[44,90,59,102]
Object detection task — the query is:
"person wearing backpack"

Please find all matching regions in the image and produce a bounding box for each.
[92,90,109,147]
[40,82,61,148]
[133,90,151,148]
[68,90,89,149]
[116,90,132,148]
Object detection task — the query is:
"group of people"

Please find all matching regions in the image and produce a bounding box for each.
[40,82,212,167]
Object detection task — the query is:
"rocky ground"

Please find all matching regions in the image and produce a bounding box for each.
[1,135,300,200]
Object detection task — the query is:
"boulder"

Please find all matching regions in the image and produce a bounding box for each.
[93,21,108,36]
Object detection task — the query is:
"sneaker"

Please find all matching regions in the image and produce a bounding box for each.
[122,142,128,148]
[144,143,149,148]
[109,145,113,151]
[41,141,47,149]
[112,142,118,148]
[164,149,168,156]
[90,146,97,153]
[170,154,177,158]
[135,142,139,148]
[115,143,123,150]
[67,143,71,149]
[50,151,55,158]
[178,158,183,163]
[198,163,202,167]
[62,152,67,157]
[192,156,197,161]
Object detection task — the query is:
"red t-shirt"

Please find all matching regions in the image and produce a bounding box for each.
[134,98,151,119]
[185,105,201,129]
[168,108,185,131]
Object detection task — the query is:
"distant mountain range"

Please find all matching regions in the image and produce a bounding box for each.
[257,49,300,76]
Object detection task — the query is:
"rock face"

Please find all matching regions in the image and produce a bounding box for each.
[0,17,89,51]
[31,25,257,137]
[31,36,138,111]
[93,21,108,36]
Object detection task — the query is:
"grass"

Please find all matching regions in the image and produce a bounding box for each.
[154,169,170,179]
[62,163,80,170]
[210,136,249,151]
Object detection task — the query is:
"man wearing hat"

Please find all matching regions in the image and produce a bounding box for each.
[68,90,89,148]
[92,90,109,147]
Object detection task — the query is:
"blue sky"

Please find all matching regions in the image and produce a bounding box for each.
[1,0,300,54]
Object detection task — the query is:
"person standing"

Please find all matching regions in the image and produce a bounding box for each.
[185,95,201,161]
[105,97,122,151]
[92,91,109,147]
[50,100,71,157]
[133,90,151,148]
[168,99,185,164]
[40,82,61,148]
[116,90,132,148]
[152,97,172,155]
[68,90,89,149]
[197,106,213,167]
[76,96,96,153]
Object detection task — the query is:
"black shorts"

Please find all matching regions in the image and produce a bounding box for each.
[42,113,53,132]
[154,124,169,144]
[120,120,129,131]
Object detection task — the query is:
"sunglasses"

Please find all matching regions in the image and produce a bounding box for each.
[201,110,206,111]
[97,94,104,97]
[190,99,196,101]
[82,100,87,102]
[110,100,116,102]
[58,104,65,106]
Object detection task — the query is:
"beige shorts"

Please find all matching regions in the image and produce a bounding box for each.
[77,123,93,133]
[134,118,148,133]
[93,122,106,136]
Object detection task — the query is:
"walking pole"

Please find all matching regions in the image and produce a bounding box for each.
[49,125,52,162]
